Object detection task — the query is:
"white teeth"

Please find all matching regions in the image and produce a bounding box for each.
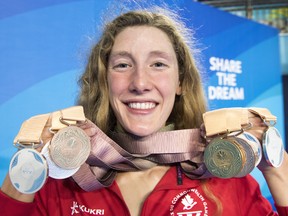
[128,102,156,109]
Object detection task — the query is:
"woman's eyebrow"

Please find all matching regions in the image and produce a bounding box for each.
[149,50,174,60]
[109,51,132,59]
[109,50,174,61]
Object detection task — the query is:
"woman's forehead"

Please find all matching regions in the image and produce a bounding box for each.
[111,26,175,54]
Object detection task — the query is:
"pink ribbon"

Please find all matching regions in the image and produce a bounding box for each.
[73,121,210,191]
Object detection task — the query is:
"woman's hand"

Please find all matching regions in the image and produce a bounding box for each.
[246,113,288,207]
[77,119,98,139]
[0,117,55,203]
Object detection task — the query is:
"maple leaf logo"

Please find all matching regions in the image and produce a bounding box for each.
[181,194,197,210]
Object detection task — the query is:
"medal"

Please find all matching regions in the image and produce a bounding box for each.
[204,137,244,178]
[237,132,262,166]
[9,106,89,191]
[233,136,255,178]
[204,135,258,178]
[262,127,284,167]
[41,142,80,179]
[50,126,90,169]
[9,148,48,194]
[230,131,262,167]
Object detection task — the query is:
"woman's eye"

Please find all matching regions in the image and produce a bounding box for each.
[114,63,129,68]
[153,62,167,68]
[112,63,131,70]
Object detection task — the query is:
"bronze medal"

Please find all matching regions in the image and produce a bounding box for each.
[233,136,256,177]
[236,132,262,166]
[50,126,90,169]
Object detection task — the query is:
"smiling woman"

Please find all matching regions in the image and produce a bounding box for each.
[1,5,288,216]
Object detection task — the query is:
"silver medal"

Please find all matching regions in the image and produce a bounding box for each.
[9,148,48,194]
[262,127,284,167]
[50,126,90,169]
[41,142,80,179]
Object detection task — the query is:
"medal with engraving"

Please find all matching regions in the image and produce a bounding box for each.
[233,136,256,177]
[204,137,245,178]
[231,131,262,167]
[240,132,262,166]
[50,126,91,169]
[262,127,284,167]
[9,148,48,194]
[41,142,80,179]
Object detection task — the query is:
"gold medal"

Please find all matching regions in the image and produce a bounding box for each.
[204,137,244,178]
[50,126,90,169]
[205,135,258,178]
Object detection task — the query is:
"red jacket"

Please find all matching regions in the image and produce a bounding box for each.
[1,166,287,216]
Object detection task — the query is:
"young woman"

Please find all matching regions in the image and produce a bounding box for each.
[1,8,288,216]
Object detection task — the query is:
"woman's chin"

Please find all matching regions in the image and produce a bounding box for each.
[126,126,161,137]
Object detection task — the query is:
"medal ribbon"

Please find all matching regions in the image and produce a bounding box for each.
[13,106,86,147]
[14,114,50,145]
[203,107,276,137]
[50,106,86,132]
[72,122,209,191]
[79,110,267,191]
[13,106,278,192]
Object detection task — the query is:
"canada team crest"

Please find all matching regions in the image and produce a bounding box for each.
[170,189,209,216]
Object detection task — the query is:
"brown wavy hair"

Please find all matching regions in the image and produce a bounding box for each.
[77,8,207,133]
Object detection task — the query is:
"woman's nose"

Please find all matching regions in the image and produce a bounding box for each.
[128,67,153,94]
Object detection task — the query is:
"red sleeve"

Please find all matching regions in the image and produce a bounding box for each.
[0,189,36,216]
[276,204,288,216]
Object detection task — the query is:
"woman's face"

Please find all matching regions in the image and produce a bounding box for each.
[107,26,181,137]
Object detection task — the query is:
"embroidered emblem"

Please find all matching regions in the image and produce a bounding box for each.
[170,189,209,216]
